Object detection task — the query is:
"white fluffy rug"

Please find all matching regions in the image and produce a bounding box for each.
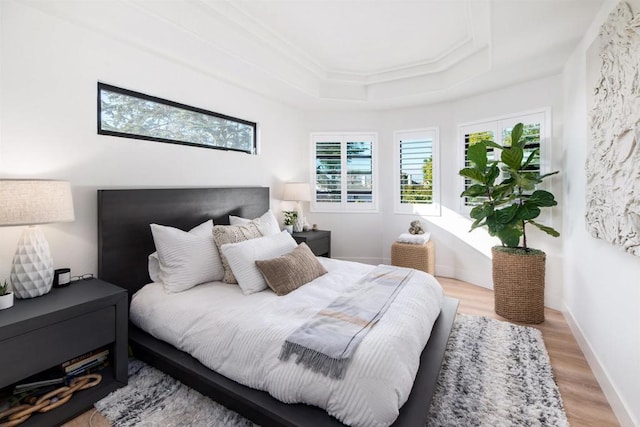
[95,314,568,426]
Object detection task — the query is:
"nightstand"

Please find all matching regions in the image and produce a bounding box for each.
[292,230,331,257]
[0,278,128,426]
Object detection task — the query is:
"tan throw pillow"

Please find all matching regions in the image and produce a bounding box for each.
[213,222,263,283]
[255,243,328,296]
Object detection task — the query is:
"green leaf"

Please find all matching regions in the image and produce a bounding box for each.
[529,220,560,237]
[470,204,493,220]
[501,146,524,170]
[514,173,538,191]
[496,226,522,247]
[516,203,541,220]
[461,184,487,197]
[467,142,488,170]
[522,148,540,169]
[528,190,557,207]
[470,217,486,230]
[538,170,559,180]
[483,140,504,150]
[459,167,485,184]
[495,204,518,225]
[511,123,524,148]
[486,163,500,186]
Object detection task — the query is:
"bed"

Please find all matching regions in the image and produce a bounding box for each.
[97,187,459,427]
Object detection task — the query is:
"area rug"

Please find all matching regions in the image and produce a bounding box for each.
[95,314,568,426]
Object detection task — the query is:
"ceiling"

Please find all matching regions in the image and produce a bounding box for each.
[24,0,605,110]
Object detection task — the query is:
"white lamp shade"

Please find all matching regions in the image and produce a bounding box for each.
[0,180,75,226]
[0,179,75,299]
[283,182,311,202]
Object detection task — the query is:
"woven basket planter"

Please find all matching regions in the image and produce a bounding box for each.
[492,246,546,324]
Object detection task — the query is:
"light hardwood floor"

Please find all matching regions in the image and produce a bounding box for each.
[64,277,619,427]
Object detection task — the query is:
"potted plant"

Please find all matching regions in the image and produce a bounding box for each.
[459,123,559,323]
[0,280,14,310]
[283,211,298,234]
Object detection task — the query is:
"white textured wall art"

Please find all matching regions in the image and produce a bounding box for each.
[586,1,640,256]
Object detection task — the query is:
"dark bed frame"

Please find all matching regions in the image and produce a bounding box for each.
[97,187,459,427]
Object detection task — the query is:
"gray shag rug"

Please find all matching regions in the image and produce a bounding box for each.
[95,314,568,427]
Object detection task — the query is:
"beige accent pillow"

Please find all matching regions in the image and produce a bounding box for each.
[255,243,328,296]
[213,222,263,283]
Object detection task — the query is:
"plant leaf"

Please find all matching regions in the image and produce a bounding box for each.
[459,167,485,184]
[522,148,540,169]
[496,226,522,247]
[486,163,501,186]
[461,184,487,197]
[467,142,488,170]
[517,203,541,220]
[501,146,524,170]
[538,170,559,180]
[470,204,493,220]
[528,190,557,207]
[483,140,504,150]
[495,204,518,225]
[529,220,560,237]
[511,123,524,148]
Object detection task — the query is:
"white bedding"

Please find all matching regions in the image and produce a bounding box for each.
[130,257,444,427]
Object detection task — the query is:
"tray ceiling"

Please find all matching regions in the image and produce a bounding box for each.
[21,0,604,110]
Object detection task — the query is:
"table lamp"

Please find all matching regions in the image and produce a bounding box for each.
[283,182,311,232]
[0,180,75,298]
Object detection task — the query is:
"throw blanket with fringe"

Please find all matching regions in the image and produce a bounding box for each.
[279,265,414,379]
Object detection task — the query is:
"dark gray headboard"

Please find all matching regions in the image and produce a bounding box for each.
[98,187,270,298]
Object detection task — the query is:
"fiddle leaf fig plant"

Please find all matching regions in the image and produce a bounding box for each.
[459,123,560,250]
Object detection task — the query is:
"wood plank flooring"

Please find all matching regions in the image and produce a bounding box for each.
[64,277,619,427]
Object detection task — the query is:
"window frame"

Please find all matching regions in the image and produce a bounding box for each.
[98,82,257,154]
[310,132,378,213]
[458,109,551,214]
[393,127,440,216]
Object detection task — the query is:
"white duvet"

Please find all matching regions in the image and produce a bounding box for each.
[130,257,444,427]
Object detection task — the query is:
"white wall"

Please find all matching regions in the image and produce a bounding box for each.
[306,74,565,308]
[0,1,306,280]
[562,0,640,424]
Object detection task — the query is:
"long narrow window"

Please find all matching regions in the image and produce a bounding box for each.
[98,83,257,154]
[312,133,377,212]
[459,110,549,212]
[394,128,440,215]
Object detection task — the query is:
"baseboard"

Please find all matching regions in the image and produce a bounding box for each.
[562,306,636,427]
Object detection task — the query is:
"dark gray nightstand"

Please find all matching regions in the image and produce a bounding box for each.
[292,230,331,257]
[0,278,128,426]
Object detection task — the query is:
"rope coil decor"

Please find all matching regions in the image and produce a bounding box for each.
[0,374,102,427]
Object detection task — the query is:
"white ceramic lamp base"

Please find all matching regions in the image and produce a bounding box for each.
[10,226,54,299]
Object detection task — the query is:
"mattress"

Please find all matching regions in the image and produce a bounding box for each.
[130,257,444,427]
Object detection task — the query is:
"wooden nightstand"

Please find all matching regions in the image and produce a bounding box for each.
[292,230,331,257]
[0,278,128,426]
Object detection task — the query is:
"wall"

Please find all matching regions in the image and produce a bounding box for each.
[306,74,565,308]
[562,0,639,424]
[0,1,306,280]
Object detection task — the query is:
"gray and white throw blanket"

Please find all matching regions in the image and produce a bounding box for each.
[279,265,414,379]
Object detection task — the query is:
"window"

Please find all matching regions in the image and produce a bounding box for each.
[312,133,377,212]
[459,110,549,212]
[98,83,257,154]
[394,128,440,215]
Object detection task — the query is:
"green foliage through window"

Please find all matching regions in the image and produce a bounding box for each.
[98,83,257,154]
[399,138,433,204]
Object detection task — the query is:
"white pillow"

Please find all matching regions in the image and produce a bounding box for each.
[229,210,280,236]
[148,221,215,283]
[150,220,224,293]
[220,231,298,295]
[148,252,161,282]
